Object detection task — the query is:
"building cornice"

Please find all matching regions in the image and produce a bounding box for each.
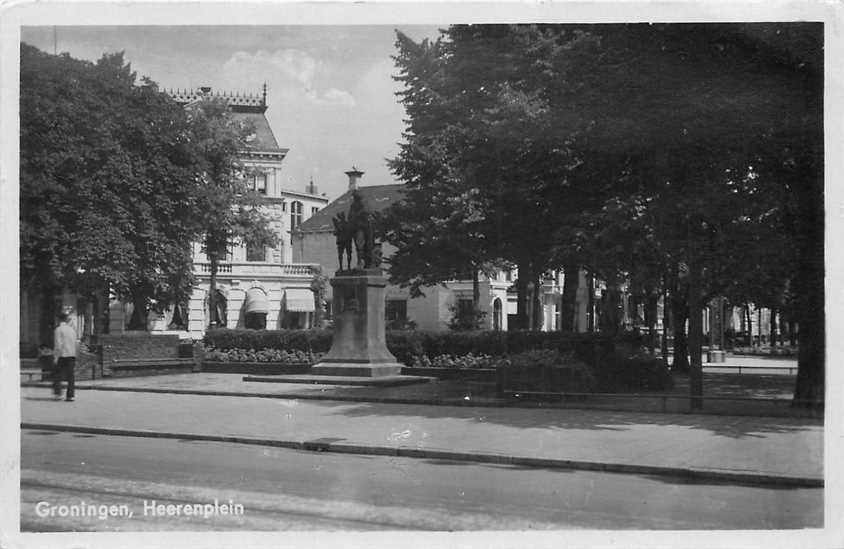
[280,189,330,202]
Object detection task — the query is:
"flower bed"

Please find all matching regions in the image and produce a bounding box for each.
[410,353,506,369]
[203,348,323,364]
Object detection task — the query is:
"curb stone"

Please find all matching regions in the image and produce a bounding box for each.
[20,422,823,489]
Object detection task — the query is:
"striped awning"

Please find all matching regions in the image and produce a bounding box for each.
[244,288,269,314]
[284,288,315,312]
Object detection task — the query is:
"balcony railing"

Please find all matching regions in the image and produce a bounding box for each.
[196,262,317,277]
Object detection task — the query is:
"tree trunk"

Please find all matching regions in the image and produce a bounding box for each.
[599,279,621,336]
[93,287,108,336]
[789,320,797,347]
[661,285,670,365]
[687,263,704,410]
[514,261,530,331]
[793,280,824,408]
[769,307,778,350]
[645,292,658,354]
[793,158,824,407]
[560,262,579,332]
[39,284,59,347]
[532,271,543,331]
[127,294,148,331]
[472,269,480,310]
[209,256,219,328]
[744,304,753,347]
[671,292,689,372]
[587,272,595,332]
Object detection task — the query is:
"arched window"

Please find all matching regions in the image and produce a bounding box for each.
[290,201,303,230]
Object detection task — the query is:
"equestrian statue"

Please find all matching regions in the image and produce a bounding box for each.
[332,190,380,272]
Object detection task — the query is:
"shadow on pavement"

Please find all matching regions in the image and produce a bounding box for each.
[310,398,821,439]
[639,473,816,490]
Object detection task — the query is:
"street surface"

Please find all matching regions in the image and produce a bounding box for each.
[21,430,822,531]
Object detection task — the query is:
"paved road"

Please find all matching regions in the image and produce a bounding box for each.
[21,431,822,531]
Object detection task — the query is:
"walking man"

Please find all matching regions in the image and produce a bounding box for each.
[52,311,77,402]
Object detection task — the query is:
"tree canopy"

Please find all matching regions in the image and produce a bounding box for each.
[20,44,205,314]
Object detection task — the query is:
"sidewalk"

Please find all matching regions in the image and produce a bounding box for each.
[20,386,823,487]
[22,365,808,418]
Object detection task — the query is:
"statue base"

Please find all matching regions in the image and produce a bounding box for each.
[311,270,404,378]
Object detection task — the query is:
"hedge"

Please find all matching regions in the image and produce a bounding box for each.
[497,349,597,394]
[204,328,670,392]
[205,329,614,367]
[596,355,672,392]
[204,329,333,353]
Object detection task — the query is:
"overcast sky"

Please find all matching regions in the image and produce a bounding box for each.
[21,25,440,200]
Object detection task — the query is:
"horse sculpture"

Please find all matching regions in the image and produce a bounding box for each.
[333,190,378,272]
[332,212,354,271]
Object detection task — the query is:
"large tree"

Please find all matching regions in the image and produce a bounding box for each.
[388,27,602,330]
[20,44,206,337]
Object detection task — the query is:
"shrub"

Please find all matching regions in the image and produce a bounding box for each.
[448,304,488,331]
[594,351,672,392]
[497,349,597,393]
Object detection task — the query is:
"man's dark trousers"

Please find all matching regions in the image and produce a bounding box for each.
[52,357,75,399]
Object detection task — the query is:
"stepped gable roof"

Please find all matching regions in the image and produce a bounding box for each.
[298,184,405,233]
[167,87,283,154]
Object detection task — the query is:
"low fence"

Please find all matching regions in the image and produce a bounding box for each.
[702,364,798,376]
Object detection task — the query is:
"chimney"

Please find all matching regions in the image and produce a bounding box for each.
[345,166,364,191]
[306,177,318,195]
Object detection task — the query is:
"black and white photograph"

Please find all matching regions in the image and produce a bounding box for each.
[2,2,842,548]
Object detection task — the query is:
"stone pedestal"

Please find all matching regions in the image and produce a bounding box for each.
[311,270,404,377]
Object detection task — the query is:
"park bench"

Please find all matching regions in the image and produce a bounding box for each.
[108,357,196,377]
